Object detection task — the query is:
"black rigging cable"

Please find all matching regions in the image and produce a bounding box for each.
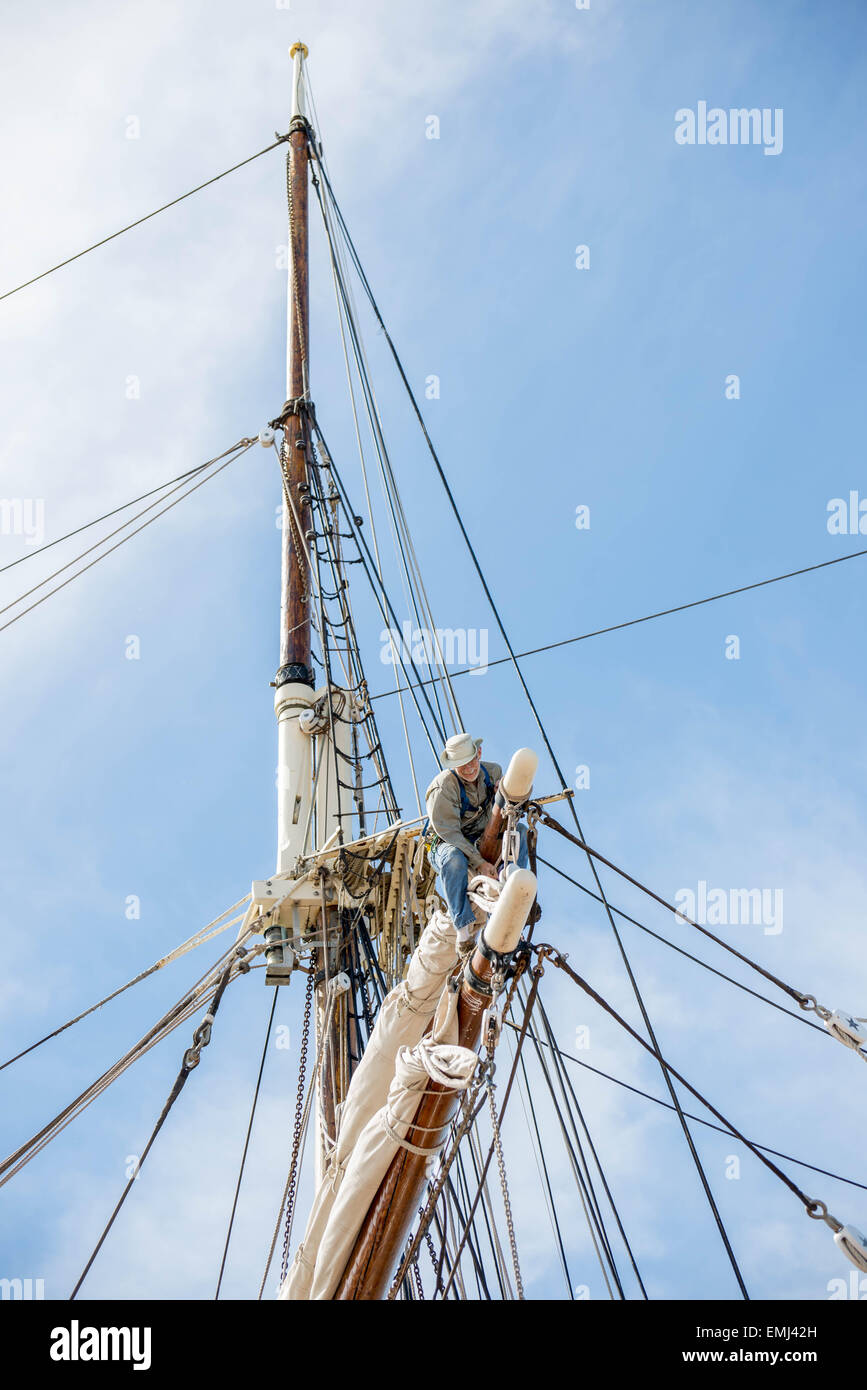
[368,543,867,701]
[313,144,752,1301]
[514,1045,575,1298]
[537,853,825,1035]
[544,947,823,1215]
[0,441,254,636]
[0,138,290,304]
[70,952,242,1299]
[0,459,218,574]
[535,989,648,1299]
[508,1020,867,1197]
[537,812,807,1007]
[522,1000,625,1299]
[215,990,279,1299]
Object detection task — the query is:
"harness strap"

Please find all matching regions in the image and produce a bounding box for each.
[424,765,495,851]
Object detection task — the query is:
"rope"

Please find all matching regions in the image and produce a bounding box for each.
[544,947,820,1213]
[0,442,255,636]
[0,933,260,1187]
[214,989,279,1299]
[538,812,807,1005]
[311,143,753,1300]
[0,900,248,1073]
[537,854,824,1034]
[312,157,463,747]
[512,1039,574,1298]
[70,949,244,1298]
[506,1018,867,1197]
[534,989,648,1298]
[435,969,543,1300]
[0,137,291,303]
[0,459,226,574]
[518,983,623,1299]
[308,416,448,757]
[368,542,867,701]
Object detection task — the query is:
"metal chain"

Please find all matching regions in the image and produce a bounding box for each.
[279,967,314,1283]
[486,1076,524,1298]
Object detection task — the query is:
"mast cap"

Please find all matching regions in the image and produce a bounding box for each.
[290,41,309,59]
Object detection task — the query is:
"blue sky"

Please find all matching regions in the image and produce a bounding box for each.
[2,0,867,1302]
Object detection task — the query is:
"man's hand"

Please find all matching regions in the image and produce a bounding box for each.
[478,860,499,880]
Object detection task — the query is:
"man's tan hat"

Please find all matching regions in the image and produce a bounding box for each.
[440,732,482,769]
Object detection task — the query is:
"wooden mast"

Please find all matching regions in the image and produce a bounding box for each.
[276,41,314,693]
[275,41,340,1159]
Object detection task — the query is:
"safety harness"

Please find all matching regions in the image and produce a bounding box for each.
[424,765,495,854]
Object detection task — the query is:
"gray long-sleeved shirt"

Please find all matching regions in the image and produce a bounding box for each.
[424,761,502,871]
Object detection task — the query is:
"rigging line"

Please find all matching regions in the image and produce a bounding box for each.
[309,451,344,845]
[0,458,225,574]
[0,439,253,618]
[517,986,623,1299]
[535,990,648,1299]
[511,1035,575,1299]
[464,1129,516,1298]
[312,163,463,741]
[505,1020,867,1197]
[367,542,867,701]
[215,990,279,1300]
[0,442,255,637]
[70,951,243,1299]
[0,900,249,1073]
[306,445,401,820]
[437,968,542,1300]
[0,137,290,304]
[536,854,824,1036]
[311,269,425,812]
[313,145,561,776]
[447,1163,498,1300]
[0,974,236,1188]
[538,812,806,1006]
[0,931,260,1186]
[276,433,445,760]
[313,154,464,740]
[0,958,264,1190]
[543,947,822,1214]
[308,417,448,755]
[322,252,455,746]
[453,1129,511,1299]
[313,152,749,1299]
[257,983,339,1300]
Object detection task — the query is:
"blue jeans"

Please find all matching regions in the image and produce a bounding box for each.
[430,823,530,931]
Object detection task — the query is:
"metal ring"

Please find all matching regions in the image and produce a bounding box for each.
[805,1199,827,1220]
[798,994,818,1012]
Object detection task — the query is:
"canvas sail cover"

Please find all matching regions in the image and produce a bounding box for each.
[279,909,464,1300]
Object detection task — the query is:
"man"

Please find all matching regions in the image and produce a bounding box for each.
[425,732,530,945]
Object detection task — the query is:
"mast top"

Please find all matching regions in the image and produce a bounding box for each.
[290,41,308,120]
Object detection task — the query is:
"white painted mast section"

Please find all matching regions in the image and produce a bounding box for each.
[291,40,306,121]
